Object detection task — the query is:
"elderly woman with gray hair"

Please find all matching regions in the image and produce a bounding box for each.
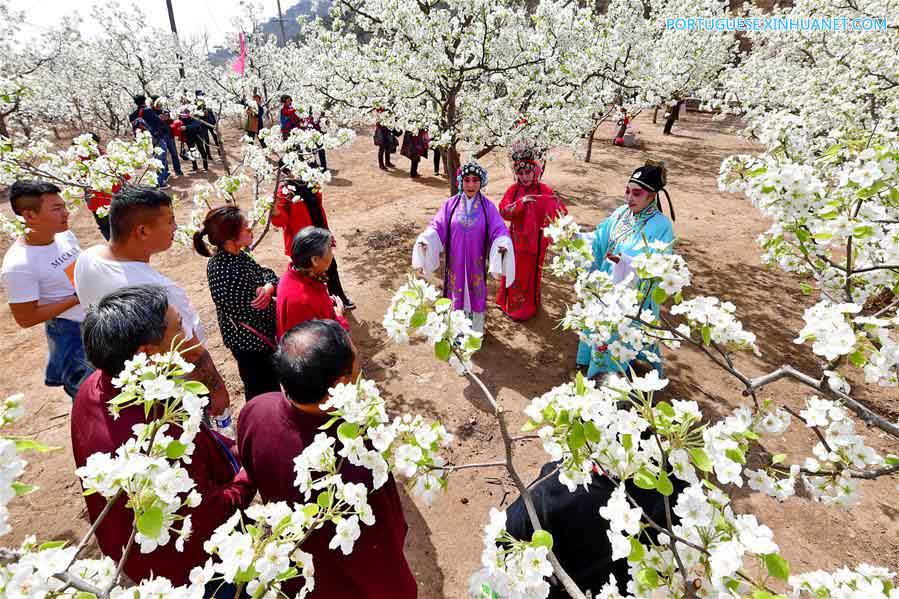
[275,226,350,340]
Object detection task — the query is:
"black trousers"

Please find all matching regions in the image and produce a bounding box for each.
[232,348,280,403]
[378,145,393,168]
[410,156,420,176]
[433,148,442,174]
[188,139,209,170]
[327,258,350,304]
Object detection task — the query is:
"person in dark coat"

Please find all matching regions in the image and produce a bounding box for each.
[505,461,684,598]
[400,129,429,178]
[180,110,209,172]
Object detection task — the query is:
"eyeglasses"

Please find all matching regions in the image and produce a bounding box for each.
[625,186,649,197]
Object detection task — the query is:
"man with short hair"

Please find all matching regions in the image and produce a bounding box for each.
[238,320,417,599]
[73,284,255,587]
[1,180,92,398]
[74,185,230,414]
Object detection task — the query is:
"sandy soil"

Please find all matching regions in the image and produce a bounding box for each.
[2,111,898,596]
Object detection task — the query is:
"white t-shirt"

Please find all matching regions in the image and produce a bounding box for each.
[1,231,86,322]
[74,245,206,343]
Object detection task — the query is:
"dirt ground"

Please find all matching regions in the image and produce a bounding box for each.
[3,111,899,597]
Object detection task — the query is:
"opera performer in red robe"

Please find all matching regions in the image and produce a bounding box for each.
[496,143,567,321]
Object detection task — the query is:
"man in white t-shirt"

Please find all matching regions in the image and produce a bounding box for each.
[1,181,93,398]
[74,184,230,414]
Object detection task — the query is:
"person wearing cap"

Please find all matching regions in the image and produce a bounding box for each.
[575,160,675,380]
[496,141,568,322]
[412,160,514,333]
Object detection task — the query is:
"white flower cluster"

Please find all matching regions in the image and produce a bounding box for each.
[0,131,161,239]
[632,249,691,297]
[76,351,207,553]
[297,378,453,506]
[0,394,27,538]
[469,508,554,599]
[383,277,483,374]
[794,301,861,362]
[544,214,594,280]
[195,504,316,599]
[670,296,759,355]
[789,563,899,599]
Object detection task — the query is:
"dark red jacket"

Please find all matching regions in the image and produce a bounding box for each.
[71,371,256,586]
[275,266,350,339]
[237,393,417,599]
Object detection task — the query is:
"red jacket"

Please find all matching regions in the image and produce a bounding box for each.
[71,371,256,586]
[170,118,186,142]
[271,183,329,257]
[276,266,349,339]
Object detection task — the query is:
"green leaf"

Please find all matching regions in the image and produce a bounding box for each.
[689,448,713,472]
[318,415,340,431]
[656,470,674,496]
[435,340,451,362]
[465,335,482,351]
[651,286,668,305]
[575,371,587,395]
[541,406,557,422]
[567,422,586,451]
[583,421,602,443]
[136,506,164,539]
[337,421,361,441]
[317,491,333,510]
[633,467,657,490]
[849,350,867,368]
[39,540,68,551]
[701,325,712,346]
[531,530,554,549]
[752,592,774,599]
[627,536,645,562]
[165,440,187,460]
[435,298,452,309]
[885,455,899,466]
[799,283,813,296]
[410,310,428,328]
[274,567,299,583]
[794,228,810,243]
[771,453,787,465]
[656,402,675,419]
[621,434,633,451]
[725,447,746,465]
[763,553,790,581]
[14,439,59,453]
[522,419,539,432]
[12,482,37,496]
[182,380,209,395]
[636,567,659,588]
[74,593,98,599]
[302,504,320,519]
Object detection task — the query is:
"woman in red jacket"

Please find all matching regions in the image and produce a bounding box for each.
[271,178,355,309]
[276,226,351,339]
[496,145,567,321]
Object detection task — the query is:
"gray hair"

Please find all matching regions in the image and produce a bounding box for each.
[290,226,332,269]
[81,285,170,376]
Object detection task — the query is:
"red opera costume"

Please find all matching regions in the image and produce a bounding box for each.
[496,160,567,321]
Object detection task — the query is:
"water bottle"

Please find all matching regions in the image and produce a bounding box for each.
[214,407,235,439]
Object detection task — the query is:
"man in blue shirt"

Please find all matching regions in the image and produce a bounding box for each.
[129,94,169,188]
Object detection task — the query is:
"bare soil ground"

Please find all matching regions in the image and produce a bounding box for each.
[2,111,898,596]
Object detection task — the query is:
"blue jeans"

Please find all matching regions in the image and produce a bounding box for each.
[44,318,93,399]
[163,135,183,175]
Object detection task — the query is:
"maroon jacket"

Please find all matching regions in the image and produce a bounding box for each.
[237,392,417,599]
[71,371,256,585]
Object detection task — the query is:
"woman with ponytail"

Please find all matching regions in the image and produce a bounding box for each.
[576,160,676,381]
[194,206,280,402]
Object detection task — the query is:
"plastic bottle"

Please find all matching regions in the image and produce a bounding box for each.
[213,407,236,439]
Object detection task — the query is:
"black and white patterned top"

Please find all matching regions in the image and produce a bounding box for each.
[206,250,279,353]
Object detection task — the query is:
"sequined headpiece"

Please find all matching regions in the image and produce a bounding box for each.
[456,160,488,191]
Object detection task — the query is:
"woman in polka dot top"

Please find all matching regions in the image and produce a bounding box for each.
[194,206,281,402]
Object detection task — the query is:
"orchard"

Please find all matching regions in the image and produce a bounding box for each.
[0,0,897,598]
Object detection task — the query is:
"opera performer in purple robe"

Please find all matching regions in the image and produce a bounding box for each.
[412,160,515,333]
